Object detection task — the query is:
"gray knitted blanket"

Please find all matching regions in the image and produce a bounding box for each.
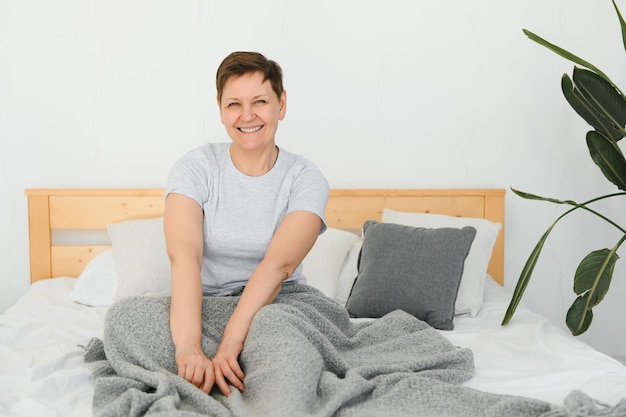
[83,284,624,417]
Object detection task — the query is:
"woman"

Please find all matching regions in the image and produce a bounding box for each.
[164,51,329,397]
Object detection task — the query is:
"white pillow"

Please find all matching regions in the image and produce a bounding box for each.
[107,217,171,301]
[334,238,362,306]
[70,248,118,306]
[381,209,501,317]
[301,228,360,298]
[106,218,358,301]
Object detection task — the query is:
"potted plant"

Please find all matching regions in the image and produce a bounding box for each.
[502,0,626,336]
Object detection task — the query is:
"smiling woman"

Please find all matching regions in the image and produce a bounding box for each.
[103,51,331,398]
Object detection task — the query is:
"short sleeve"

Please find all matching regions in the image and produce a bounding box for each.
[288,160,329,233]
[165,147,213,207]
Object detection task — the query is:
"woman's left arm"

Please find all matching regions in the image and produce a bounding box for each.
[212,210,322,396]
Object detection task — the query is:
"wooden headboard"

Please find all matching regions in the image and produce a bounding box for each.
[24,188,505,285]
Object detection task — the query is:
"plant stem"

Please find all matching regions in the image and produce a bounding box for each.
[540,192,626,234]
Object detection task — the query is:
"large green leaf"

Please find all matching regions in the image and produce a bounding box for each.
[510,188,570,204]
[613,0,626,52]
[566,295,594,336]
[523,29,619,93]
[566,248,619,335]
[573,248,617,301]
[587,131,626,191]
[572,68,626,140]
[502,225,554,326]
[562,74,622,142]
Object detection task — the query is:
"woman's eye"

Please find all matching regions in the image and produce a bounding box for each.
[227,102,239,108]
[255,99,266,105]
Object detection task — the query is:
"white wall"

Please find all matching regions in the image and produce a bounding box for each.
[1,0,625,357]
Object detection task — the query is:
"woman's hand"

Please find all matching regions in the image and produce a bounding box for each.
[209,211,321,396]
[212,338,245,396]
[175,344,215,393]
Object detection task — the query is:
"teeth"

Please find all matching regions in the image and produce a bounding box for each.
[239,126,262,133]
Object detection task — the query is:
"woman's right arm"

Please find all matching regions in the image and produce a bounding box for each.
[164,193,215,393]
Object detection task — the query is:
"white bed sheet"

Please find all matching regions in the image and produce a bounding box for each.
[0,278,105,417]
[445,280,626,405]
[1,278,625,417]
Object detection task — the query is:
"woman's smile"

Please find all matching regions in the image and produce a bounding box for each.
[238,125,264,133]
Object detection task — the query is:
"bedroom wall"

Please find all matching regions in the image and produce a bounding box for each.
[1,0,625,358]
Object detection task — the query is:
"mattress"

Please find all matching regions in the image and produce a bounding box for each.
[1,277,626,417]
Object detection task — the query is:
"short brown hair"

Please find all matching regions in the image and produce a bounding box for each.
[216,51,284,102]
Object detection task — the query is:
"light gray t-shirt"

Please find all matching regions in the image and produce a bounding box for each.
[165,142,329,295]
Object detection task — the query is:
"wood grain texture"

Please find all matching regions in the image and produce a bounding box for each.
[25,188,505,285]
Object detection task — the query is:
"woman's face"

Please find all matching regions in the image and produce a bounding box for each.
[219,71,286,153]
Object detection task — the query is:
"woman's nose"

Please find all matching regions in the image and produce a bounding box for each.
[241,106,255,121]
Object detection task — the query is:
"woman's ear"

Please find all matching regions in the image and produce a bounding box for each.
[279,91,287,120]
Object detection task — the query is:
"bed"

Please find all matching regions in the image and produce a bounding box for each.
[1,188,626,417]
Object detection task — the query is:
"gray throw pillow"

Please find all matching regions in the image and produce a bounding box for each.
[345,220,477,330]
